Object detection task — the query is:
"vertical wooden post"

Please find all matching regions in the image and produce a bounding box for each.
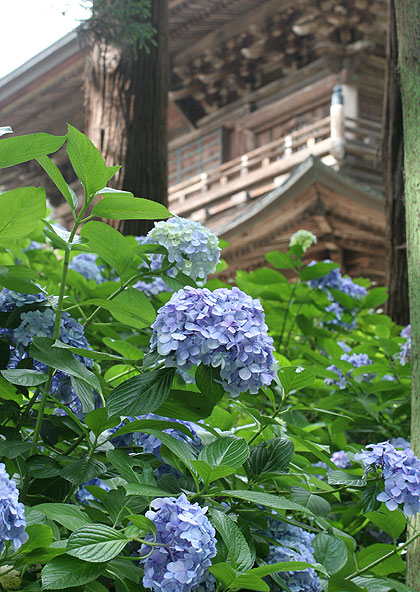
[395,2,420,589]
[330,84,345,160]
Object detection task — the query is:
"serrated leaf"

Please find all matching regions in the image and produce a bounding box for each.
[327,470,366,487]
[67,524,128,562]
[35,503,91,531]
[0,440,32,458]
[195,364,225,403]
[313,533,348,574]
[209,562,236,587]
[356,544,405,576]
[278,366,314,395]
[37,154,77,209]
[42,555,106,590]
[362,485,382,513]
[246,438,294,479]
[0,132,65,168]
[125,483,172,497]
[200,436,249,469]
[1,368,48,386]
[365,509,406,540]
[155,388,214,421]
[0,187,46,241]
[85,408,121,436]
[92,195,170,220]
[230,574,269,591]
[26,455,62,478]
[19,524,53,553]
[61,458,106,486]
[218,490,315,516]
[210,508,254,571]
[291,487,331,516]
[107,368,175,417]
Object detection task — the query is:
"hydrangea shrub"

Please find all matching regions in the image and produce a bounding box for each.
[0,127,415,592]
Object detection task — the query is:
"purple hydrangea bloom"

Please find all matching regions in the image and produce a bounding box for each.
[6,308,93,406]
[150,287,277,396]
[108,414,202,457]
[325,353,374,390]
[0,288,46,312]
[75,478,110,505]
[356,441,420,516]
[390,437,411,452]
[265,519,321,592]
[400,324,411,365]
[134,277,170,298]
[141,494,217,592]
[148,217,221,281]
[0,463,28,553]
[69,253,104,283]
[330,450,351,469]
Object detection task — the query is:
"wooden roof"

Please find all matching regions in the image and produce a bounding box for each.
[217,156,385,282]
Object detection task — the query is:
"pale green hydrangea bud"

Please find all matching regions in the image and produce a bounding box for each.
[289,229,317,252]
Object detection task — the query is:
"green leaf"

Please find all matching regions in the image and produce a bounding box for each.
[66,125,118,197]
[217,490,315,516]
[229,574,269,591]
[107,368,175,417]
[248,562,313,577]
[246,438,294,479]
[92,195,170,220]
[67,524,128,562]
[85,408,121,436]
[1,368,48,386]
[126,515,156,536]
[363,287,388,309]
[200,436,249,469]
[210,508,254,571]
[313,533,347,574]
[42,555,106,590]
[29,337,101,394]
[36,154,77,209]
[356,544,405,576]
[328,574,367,591]
[26,455,62,478]
[291,487,331,516]
[0,440,32,458]
[301,262,340,281]
[106,449,143,484]
[365,509,406,540]
[191,459,236,482]
[278,366,314,395]
[70,376,96,413]
[155,388,214,421]
[0,187,46,241]
[362,485,382,513]
[35,503,91,531]
[0,264,41,293]
[0,132,65,168]
[112,288,156,328]
[80,221,134,281]
[265,250,295,269]
[195,364,225,403]
[141,429,196,466]
[125,483,173,497]
[327,470,366,488]
[61,458,106,486]
[19,524,53,553]
[209,562,236,588]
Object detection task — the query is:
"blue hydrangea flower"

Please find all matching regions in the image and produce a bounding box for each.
[150,287,277,396]
[289,230,317,251]
[75,478,110,505]
[325,353,374,390]
[147,217,221,281]
[330,450,351,469]
[0,463,28,553]
[6,307,93,407]
[356,441,420,516]
[141,494,217,592]
[390,437,411,452]
[265,519,321,592]
[0,288,46,313]
[400,324,411,365]
[134,277,170,297]
[69,253,104,283]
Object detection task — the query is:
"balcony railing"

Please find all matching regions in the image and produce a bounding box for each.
[168,112,381,225]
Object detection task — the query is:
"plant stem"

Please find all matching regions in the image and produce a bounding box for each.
[345,530,420,580]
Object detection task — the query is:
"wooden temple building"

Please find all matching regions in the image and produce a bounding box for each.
[0,0,387,282]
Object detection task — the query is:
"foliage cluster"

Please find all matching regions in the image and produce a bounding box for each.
[0,125,415,592]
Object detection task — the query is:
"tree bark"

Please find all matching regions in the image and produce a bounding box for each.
[84,0,168,237]
[382,0,409,326]
[395,3,420,589]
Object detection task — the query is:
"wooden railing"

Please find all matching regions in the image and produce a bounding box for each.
[167,113,381,224]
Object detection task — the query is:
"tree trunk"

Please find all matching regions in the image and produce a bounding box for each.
[382,0,409,326]
[395,3,420,589]
[84,0,168,237]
